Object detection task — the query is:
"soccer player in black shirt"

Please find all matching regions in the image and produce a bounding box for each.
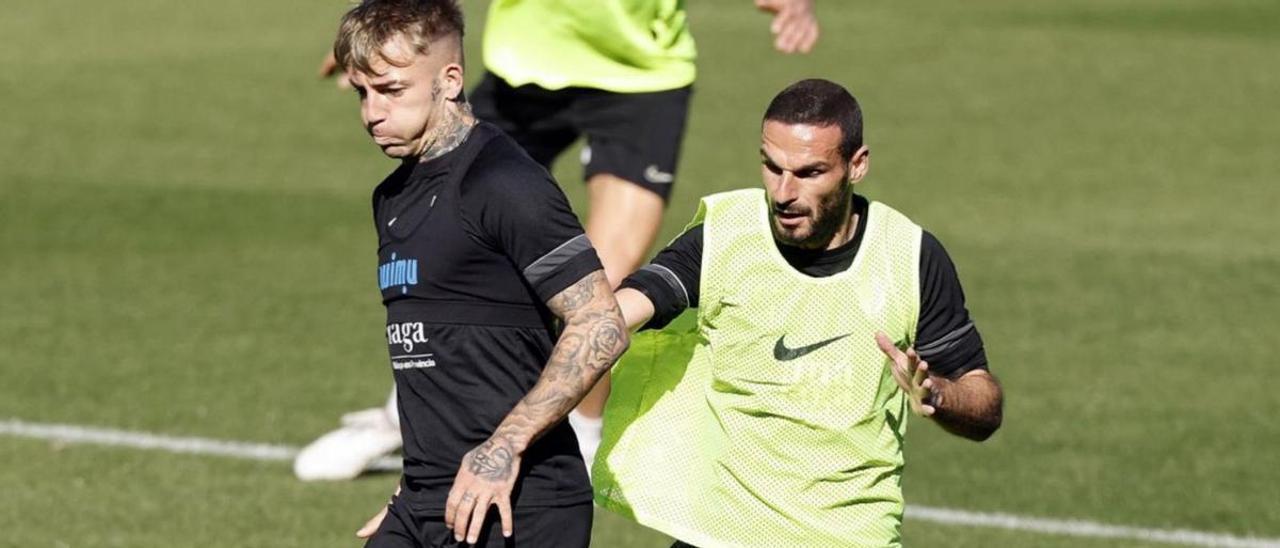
[332,2,628,546]
[306,2,826,479]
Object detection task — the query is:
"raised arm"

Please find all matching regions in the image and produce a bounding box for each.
[444,270,629,544]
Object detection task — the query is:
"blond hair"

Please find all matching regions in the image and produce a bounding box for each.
[333,0,464,74]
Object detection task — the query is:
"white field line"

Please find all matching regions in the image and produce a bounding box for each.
[3,418,1278,547]
[906,507,1280,548]
[0,418,400,470]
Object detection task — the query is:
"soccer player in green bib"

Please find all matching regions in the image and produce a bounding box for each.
[595,79,1005,547]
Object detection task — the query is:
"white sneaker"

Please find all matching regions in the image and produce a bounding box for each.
[568,411,603,478]
[293,406,403,481]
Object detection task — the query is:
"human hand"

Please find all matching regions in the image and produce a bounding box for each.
[355,486,399,539]
[755,0,820,54]
[445,437,520,544]
[355,506,388,539]
[318,51,351,89]
[875,331,936,417]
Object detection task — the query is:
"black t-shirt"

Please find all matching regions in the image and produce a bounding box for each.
[620,195,988,378]
[371,122,601,511]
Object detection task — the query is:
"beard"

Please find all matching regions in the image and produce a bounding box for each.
[771,178,855,250]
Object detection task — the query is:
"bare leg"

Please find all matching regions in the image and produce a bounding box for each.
[575,173,665,418]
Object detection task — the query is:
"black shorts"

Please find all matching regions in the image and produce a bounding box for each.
[365,494,592,548]
[470,73,691,201]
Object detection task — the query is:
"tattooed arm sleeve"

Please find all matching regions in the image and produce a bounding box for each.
[490,270,629,455]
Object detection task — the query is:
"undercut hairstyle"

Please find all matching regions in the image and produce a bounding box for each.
[763,79,864,162]
[333,0,465,75]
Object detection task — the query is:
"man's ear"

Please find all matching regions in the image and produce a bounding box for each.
[440,62,465,101]
[848,145,870,183]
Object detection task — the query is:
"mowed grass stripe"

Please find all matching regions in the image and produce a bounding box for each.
[4,0,1278,545]
[5,418,1277,548]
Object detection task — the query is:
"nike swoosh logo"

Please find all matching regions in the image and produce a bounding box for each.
[774,333,852,361]
[643,165,674,184]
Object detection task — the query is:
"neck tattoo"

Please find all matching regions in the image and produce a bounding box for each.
[419,101,476,163]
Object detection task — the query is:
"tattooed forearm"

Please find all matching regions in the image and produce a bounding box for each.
[930,370,1003,441]
[554,274,595,310]
[587,311,626,363]
[489,270,629,454]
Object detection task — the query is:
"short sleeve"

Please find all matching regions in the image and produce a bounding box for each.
[459,140,602,302]
[619,224,703,329]
[915,230,989,378]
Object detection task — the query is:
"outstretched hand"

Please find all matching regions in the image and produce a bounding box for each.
[875,332,936,417]
[755,0,820,54]
[445,437,521,544]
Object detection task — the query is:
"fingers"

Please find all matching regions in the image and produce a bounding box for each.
[465,496,491,544]
[774,19,808,53]
[876,332,915,394]
[874,331,904,361]
[318,52,338,77]
[908,350,927,386]
[498,497,513,538]
[450,491,479,542]
[755,0,780,13]
[793,21,819,53]
[772,15,795,51]
[319,51,352,89]
[767,7,818,54]
[919,363,939,417]
[879,335,934,417]
[355,505,389,539]
[447,490,511,543]
[444,489,460,531]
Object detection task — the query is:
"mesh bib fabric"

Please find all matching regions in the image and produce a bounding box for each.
[595,189,922,547]
[483,0,696,93]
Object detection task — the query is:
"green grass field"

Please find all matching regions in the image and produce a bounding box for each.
[2,0,1278,546]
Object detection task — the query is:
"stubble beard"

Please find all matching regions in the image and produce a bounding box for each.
[773,178,855,250]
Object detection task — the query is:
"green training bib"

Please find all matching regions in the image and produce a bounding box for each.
[595,189,922,547]
[483,0,696,93]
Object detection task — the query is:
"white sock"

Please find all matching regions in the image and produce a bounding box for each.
[568,411,603,476]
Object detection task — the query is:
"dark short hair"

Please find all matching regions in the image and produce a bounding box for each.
[763,79,863,161]
[334,0,465,74]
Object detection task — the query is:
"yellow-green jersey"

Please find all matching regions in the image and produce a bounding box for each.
[594,189,927,547]
[483,0,697,93]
